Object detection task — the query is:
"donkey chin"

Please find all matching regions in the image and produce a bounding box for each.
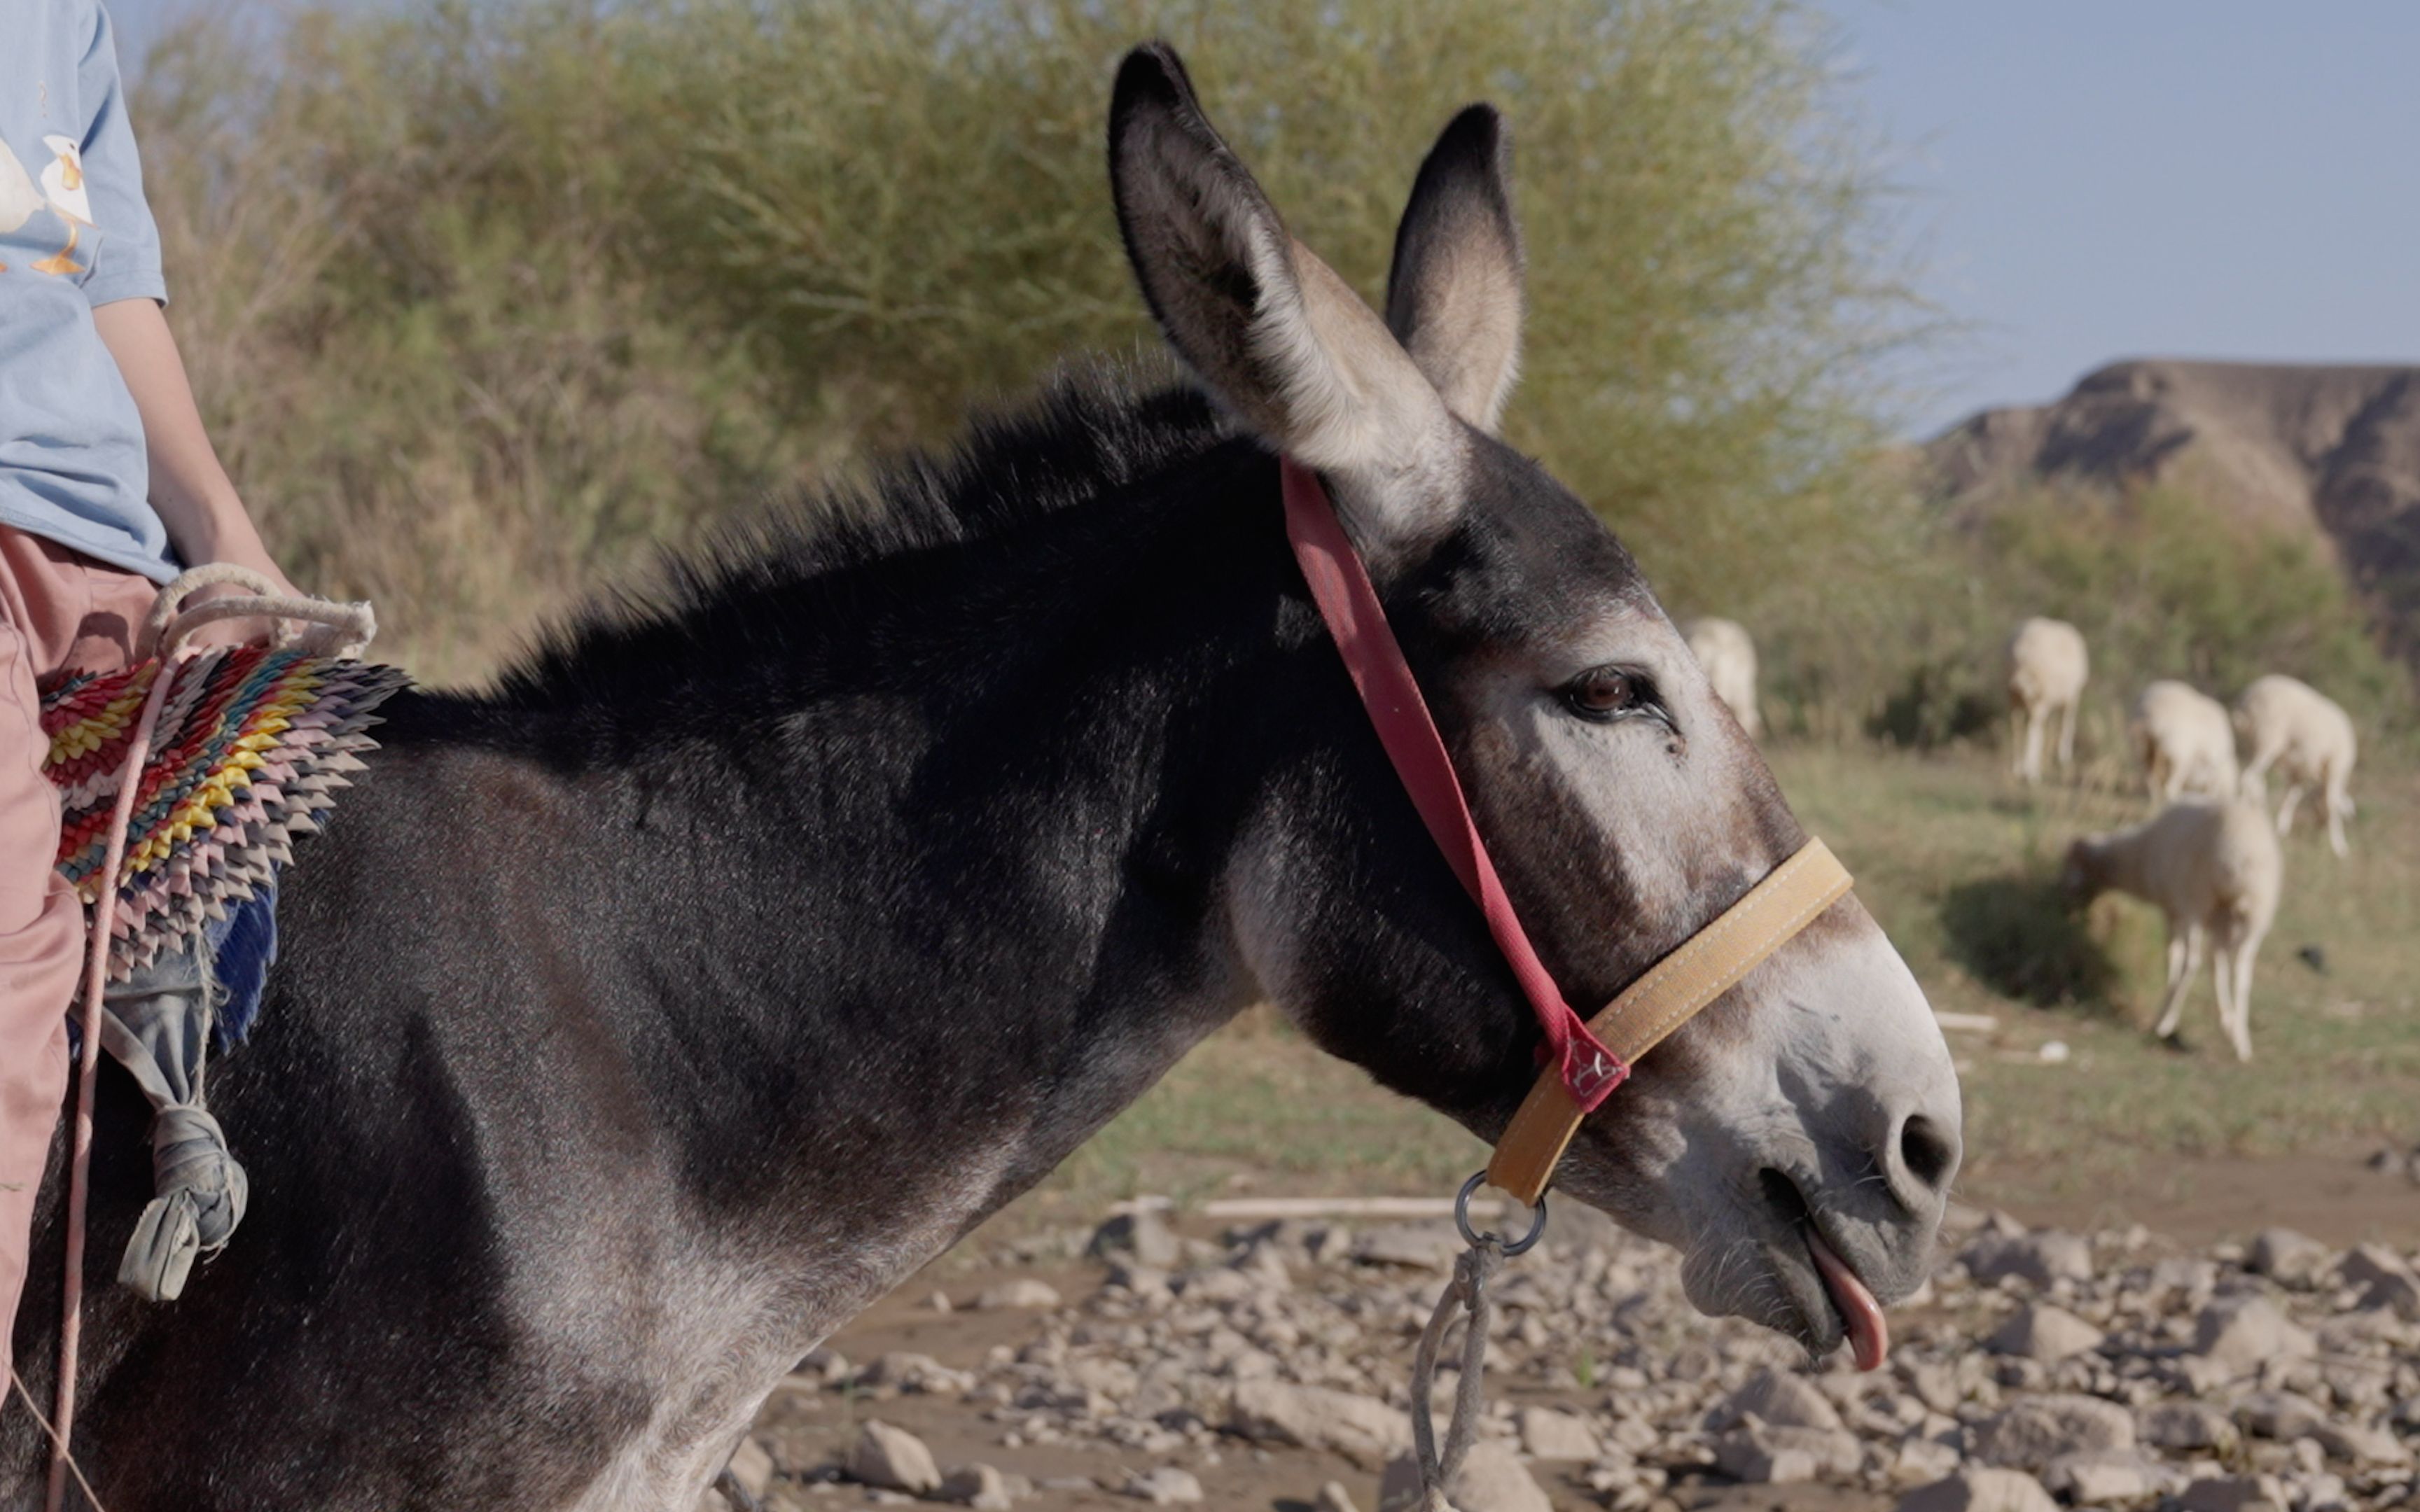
[1543,906,1961,1369]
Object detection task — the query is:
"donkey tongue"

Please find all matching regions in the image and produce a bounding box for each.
[1806,1228,1889,1371]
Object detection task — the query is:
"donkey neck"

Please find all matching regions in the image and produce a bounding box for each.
[448,442,1317,1266]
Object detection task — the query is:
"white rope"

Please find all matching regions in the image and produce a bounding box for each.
[137,565,377,662]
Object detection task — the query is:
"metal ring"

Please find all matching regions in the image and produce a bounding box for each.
[1454,1170,1548,1257]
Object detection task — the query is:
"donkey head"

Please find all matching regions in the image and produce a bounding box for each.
[1109,44,1961,1363]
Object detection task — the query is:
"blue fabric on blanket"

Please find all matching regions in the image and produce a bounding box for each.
[204,878,279,1049]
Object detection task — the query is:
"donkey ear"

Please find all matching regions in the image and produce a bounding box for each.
[1109,44,1460,531]
[1384,105,1525,434]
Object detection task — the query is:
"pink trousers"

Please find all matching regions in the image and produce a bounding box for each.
[0,526,158,1376]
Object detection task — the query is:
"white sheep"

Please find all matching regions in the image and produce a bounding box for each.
[2130,680,2238,808]
[1682,617,1762,738]
[2233,673,2358,858]
[2063,799,2282,1062]
[2005,617,2087,784]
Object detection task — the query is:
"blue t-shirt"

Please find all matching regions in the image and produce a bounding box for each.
[0,0,176,583]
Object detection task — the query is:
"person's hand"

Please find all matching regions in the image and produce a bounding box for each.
[169,543,307,653]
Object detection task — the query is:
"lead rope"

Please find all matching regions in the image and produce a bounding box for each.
[41,568,374,1512]
[1405,1176,1548,1511]
[1407,1238,1501,1512]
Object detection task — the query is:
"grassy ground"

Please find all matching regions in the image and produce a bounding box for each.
[1034,743,2420,1222]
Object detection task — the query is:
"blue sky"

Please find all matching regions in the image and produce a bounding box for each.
[109,1,2420,438]
[1828,1,2420,435]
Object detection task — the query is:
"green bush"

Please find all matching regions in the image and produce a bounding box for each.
[1985,485,2407,730]
[1859,483,2412,757]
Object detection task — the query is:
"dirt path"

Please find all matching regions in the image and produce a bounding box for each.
[1961,1147,2419,1247]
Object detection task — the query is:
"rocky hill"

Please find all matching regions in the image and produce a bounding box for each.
[1923,359,2420,663]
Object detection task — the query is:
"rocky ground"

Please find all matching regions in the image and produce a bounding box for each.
[702,1194,2420,1512]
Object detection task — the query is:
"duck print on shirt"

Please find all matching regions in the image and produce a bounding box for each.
[0,132,94,277]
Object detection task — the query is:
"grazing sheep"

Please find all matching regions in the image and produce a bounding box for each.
[2234,673,2358,857]
[2006,617,2088,784]
[2131,680,2238,808]
[2063,799,2282,1062]
[1682,616,1762,738]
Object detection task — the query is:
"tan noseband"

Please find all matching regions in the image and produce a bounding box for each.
[1485,836,1855,1205]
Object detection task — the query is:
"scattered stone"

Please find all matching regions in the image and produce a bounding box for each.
[1893,1435,1962,1487]
[1314,1482,1358,1512]
[1515,1405,1599,1461]
[1900,1359,1963,1415]
[1972,1392,2134,1470]
[2358,1268,2420,1319]
[975,1278,1062,1310]
[848,1421,940,1495]
[1963,1230,2094,1289]
[2042,1449,2169,1503]
[936,1464,1013,1511]
[2237,1391,2326,1441]
[1895,1467,2059,1512]
[1716,1367,1845,1430]
[2338,1242,2414,1292]
[1105,1262,1172,1303]
[1123,1466,1203,1504]
[739,1208,2420,1512]
[2307,1419,2412,1466]
[1090,1208,1182,1269]
[1228,1381,1408,1469]
[1349,1222,1463,1270]
[1377,1441,1550,1512]
[1715,1420,1863,1483]
[2246,1228,2329,1287]
[1985,1303,2103,1360]
[2146,1255,2220,1309]
[851,1352,971,1395]
[795,1345,849,1384]
[1175,1266,1256,1303]
[925,1289,954,1313]
[725,1436,774,1498]
[2140,1400,2237,1452]
[2191,1295,2317,1374]
[2176,1473,2287,1512]
[1235,1243,1294,1294]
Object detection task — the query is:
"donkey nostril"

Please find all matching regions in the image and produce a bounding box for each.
[1898,1114,1957,1194]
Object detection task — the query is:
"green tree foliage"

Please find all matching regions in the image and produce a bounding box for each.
[136,0,2407,752]
[133,0,1914,672]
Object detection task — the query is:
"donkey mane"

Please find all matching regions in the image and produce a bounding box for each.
[484,357,1234,715]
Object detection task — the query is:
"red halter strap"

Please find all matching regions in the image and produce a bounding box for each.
[1280,458,1628,1114]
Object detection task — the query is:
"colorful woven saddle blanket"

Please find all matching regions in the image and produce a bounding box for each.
[42,645,411,1043]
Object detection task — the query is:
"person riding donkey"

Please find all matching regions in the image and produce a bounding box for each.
[3,0,298,1382]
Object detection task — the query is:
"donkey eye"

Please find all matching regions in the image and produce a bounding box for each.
[1563,666,1652,721]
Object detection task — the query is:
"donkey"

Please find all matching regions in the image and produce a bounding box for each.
[6,43,1961,1511]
